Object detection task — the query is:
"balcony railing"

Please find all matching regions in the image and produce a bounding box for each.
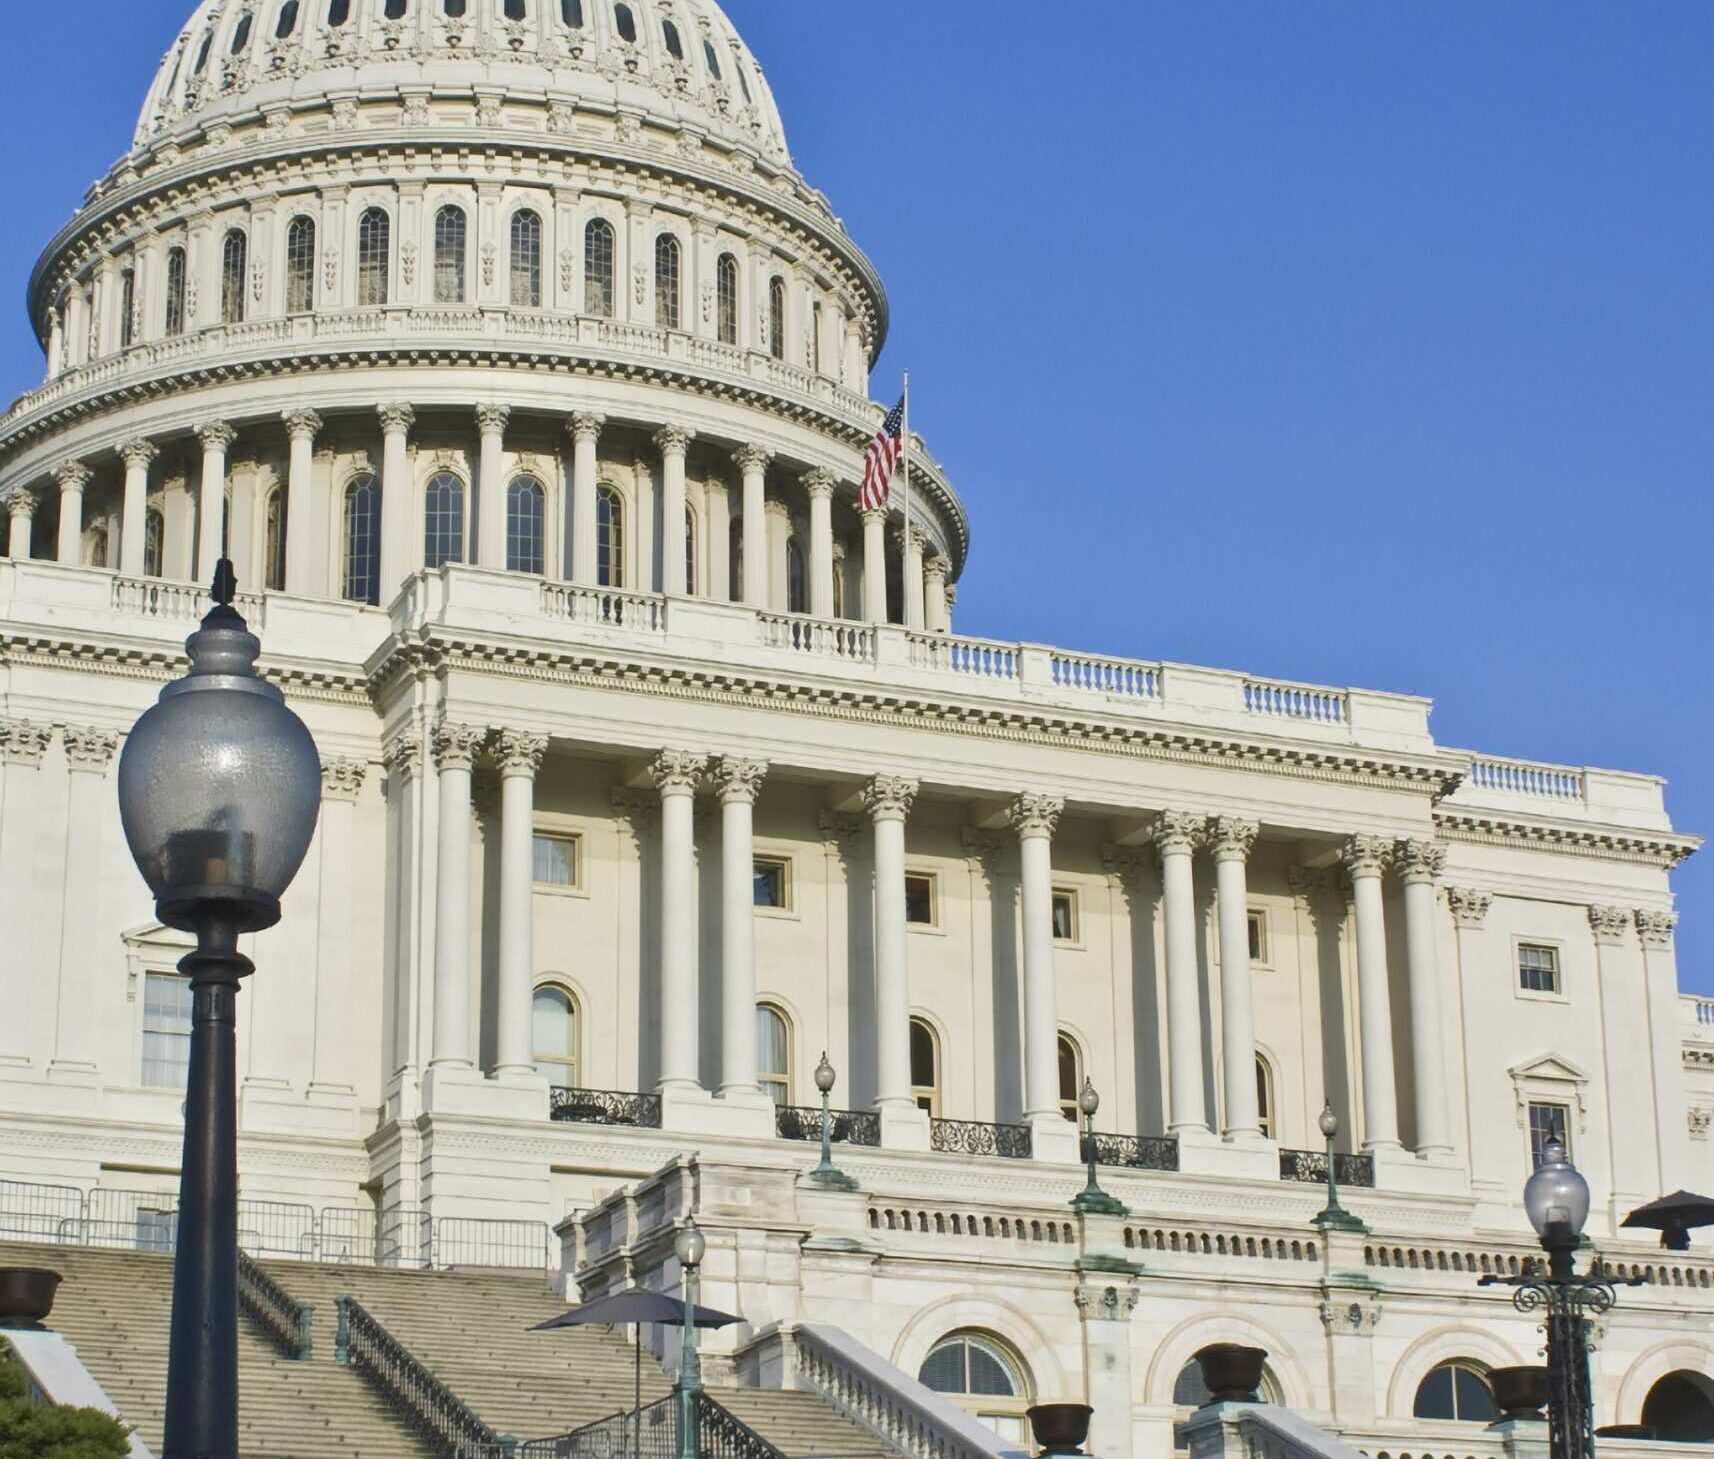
[775,1104,881,1147]
[1083,1131,1180,1172]
[549,1086,664,1130]
[929,1118,1032,1160]
[1279,1149,1376,1189]
[1466,755,1586,801]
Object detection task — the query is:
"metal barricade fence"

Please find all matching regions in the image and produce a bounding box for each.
[83,1188,180,1252]
[236,1199,318,1260]
[432,1216,554,1274]
[0,1179,83,1243]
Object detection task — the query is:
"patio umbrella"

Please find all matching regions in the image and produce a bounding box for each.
[531,1288,741,1457]
[1621,1191,1714,1252]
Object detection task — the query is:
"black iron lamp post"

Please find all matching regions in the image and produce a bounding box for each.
[803,1053,858,1191]
[1477,1139,1643,1459]
[1311,1103,1367,1235]
[1071,1079,1127,1217]
[674,1220,706,1459]
[117,562,321,1459]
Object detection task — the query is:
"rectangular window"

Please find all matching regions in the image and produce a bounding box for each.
[753,857,790,911]
[1518,943,1560,995]
[905,873,936,927]
[1528,1102,1570,1167]
[532,833,579,889]
[1247,910,1268,963]
[142,973,192,1090]
[1052,889,1078,944]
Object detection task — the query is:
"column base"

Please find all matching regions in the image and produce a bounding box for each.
[1174,1126,1279,1180]
[660,1084,775,1139]
[1027,1111,1081,1165]
[877,1102,931,1152]
[422,1063,548,1120]
[1370,1144,1468,1195]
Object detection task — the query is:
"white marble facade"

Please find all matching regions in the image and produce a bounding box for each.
[0,4,1711,1456]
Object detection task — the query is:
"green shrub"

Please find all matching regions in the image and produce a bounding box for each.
[0,1352,130,1459]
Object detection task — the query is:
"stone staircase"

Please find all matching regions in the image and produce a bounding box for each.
[0,1239,894,1459]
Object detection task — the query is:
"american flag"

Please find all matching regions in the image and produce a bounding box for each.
[859,395,906,511]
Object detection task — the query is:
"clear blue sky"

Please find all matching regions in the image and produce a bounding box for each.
[2,4,1708,985]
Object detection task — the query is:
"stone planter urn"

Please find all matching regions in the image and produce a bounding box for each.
[1027,1404,1094,1456]
[1489,1366,1550,1422]
[1196,1344,1269,1404]
[0,1268,62,1329]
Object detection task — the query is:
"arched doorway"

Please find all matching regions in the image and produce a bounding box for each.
[1642,1372,1714,1442]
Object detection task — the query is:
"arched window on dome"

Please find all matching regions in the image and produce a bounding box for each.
[119,269,137,350]
[728,518,742,603]
[383,0,407,20]
[424,472,466,570]
[326,0,350,26]
[164,248,188,337]
[654,234,681,331]
[507,477,546,575]
[357,208,391,307]
[231,12,254,54]
[919,1334,1030,1442]
[1058,1032,1082,1121]
[703,38,722,81]
[613,4,637,44]
[684,506,698,595]
[584,219,615,318]
[286,216,316,314]
[505,0,527,20]
[810,301,822,373]
[716,253,739,346]
[562,0,583,26]
[767,276,786,360]
[757,1004,790,1104]
[911,1017,940,1116]
[532,984,579,1084]
[510,210,543,308]
[1256,1054,1276,1140]
[445,0,466,18]
[785,539,805,614]
[220,229,248,326]
[342,475,381,604]
[193,32,214,75]
[139,508,165,579]
[263,487,288,592]
[275,1,300,39]
[433,206,467,305]
[1413,1362,1497,1423]
[736,60,753,105]
[662,19,683,60]
[831,552,846,619]
[596,485,624,588]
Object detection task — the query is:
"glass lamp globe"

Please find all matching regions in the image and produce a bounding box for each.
[674,1221,706,1270]
[117,569,322,934]
[1318,1103,1339,1142]
[1077,1077,1100,1119]
[1522,1138,1590,1240]
[814,1053,836,1095]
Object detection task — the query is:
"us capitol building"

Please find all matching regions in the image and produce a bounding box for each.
[0,3,1710,1457]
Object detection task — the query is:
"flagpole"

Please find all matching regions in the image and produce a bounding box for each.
[900,370,912,628]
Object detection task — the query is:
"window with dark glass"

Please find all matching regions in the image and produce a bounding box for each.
[275,1,300,39]
[728,518,742,603]
[596,484,624,586]
[753,858,789,910]
[119,269,136,349]
[1528,1102,1569,1167]
[143,509,165,579]
[716,253,738,345]
[767,275,785,359]
[1247,910,1267,962]
[510,210,542,308]
[1256,1056,1274,1139]
[614,3,636,43]
[445,0,467,14]
[562,0,583,24]
[507,477,545,575]
[231,12,254,53]
[358,208,391,306]
[584,218,615,317]
[703,38,721,80]
[504,0,526,18]
[264,488,288,592]
[1058,1034,1080,1120]
[286,216,316,313]
[786,539,805,612]
[221,229,248,325]
[342,475,382,604]
[383,0,406,19]
[1413,1363,1497,1423]
[904,873,935,926]
[1051,889,1078,942]
[424,472,466,568]
[662,19,682,58]
[327,0,350,24]
[810,301,821,373]
[1518,942,1560,995]
[194,32,213,73]
[164,248,188,336]
[433,206,467,305]
[654,234,681,330]
[684,506,697,594]
[736,61,752,104]
[910,1018,939,1115]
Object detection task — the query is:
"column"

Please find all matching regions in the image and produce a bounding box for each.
[1154,811,1208,1133]
[803,469,836,618]
[429,722,485,1072]
[49,727,118,1081]
[0,720,53,1064]
[656,427,694,597]
[309,759,367,1105]
[377,403,415,601]
[1637,910,1689,1193]
[1396,838,1452,1156]
[1011,794,1066,1132]
[493,732,549,1079]
[568,412,604,585]
[944,583,957,634]
[900,526,926,631]
[863,775,923,1140]
[55,462,91,565]
[923,557,949,634]
[651,750,707,1092]
[45,307,63,381]
[196,421,237,581]
[734,445,771,607]
[843,319,864,392]
[476,404,511,570]
[5,490,39,561]
[1343,835,1400,1151]
[281,409,322,596]
[705,480,730,602]
[1205,817,1261,1138]
[861,507,888,624]
[714,757,769,1102]
[118,439,157,576]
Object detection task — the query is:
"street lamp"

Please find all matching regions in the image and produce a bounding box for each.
[1478,1139,1642,1459]
[1070,1079,1126,1217]
[803,1053,857,1191]
[116,562,320,1459]
[1311,1103,1367,1235]
[674,1220,707,1459]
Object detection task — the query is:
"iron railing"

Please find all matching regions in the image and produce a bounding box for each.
[694,1393,786,1459]
[1083,1131,1180,1172]
[433,1217,555,1273]
[238,1248,314,1360]
[1279,1149,1376,1188]
[519,1395,782,1459]
[550,1087,664,1130]
[0,1179,83,1243]
[774,1105,881,1147]
[929,1119,1032,1160]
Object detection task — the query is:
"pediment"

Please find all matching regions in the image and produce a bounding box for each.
[1507,1053,1590,1086]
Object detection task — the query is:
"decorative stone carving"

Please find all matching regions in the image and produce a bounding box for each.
[196,420,239,453]
[54,461,94,494]
[547,102,578,135]
[712,756,768,805]
[700,281,714,323]
[801,467,836,500]
[474,96,505,128]
[1150,810,1201,857]
[402,94,432,127]
[432,721,487,771]
[1393,838,1447,884]
[382,732,421,781]
[378,402,417,436]
[1207,816,1259,863]
[62,726,118,771]
[7,489,40,521]
[494,731,548,778]
[648,750,707,796]
[331,99,360,132]
[476,403,512,436]
[653,425,694,457]
[321,757,368,802]
[401,241,418,287]
[559,248,575,294]
[481,242,496,288]
[322,247,338,293]
[1341,834,1392,879]
[1689,1108,1711,1141]
[283,408,323,442]
[1007,793,1063,840]
[1447,886,1493,929]
[1588,905,1630,946]
[632,265,648,306]
[569,412,605,445]
[119,439,160,470]
[732,444,773,476]
[0,719,53,767]
[617,112,644,146]
[862,775,918,822]
[1635,910,1677,948]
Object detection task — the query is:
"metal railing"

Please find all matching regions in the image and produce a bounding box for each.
[0,1180,83,1243]
[520,1396,678,1459]
[1083,1131,1180,1172]
[433,1217,555,1274]
[238,1248,313,1360]
[693,1393,786,1459]
[549,1087,664,1129]
[774,1104,881,1147]
[1279,1149,1376,1188]
[929,1118,1032,1160]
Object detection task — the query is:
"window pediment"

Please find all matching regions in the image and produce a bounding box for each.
[1508,1053,1589,1130]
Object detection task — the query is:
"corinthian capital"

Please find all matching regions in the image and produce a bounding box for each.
[119,438,159,470]
[62,725,118,771]
[0,718,53,767]
[382,731,422,780]
[713,756,769,805]
[476,403,512,436]
[1394,838,1447,885]
[1341,835,1391,879]
[923,555,949,586]
[653,425,695,457]
[321,757,369,802]
[1635,909,1678,949]
[648,749,707,796]
[1150,810,1202,857]
[1588,904,1629,945]
[860,506,888,528]
[801,467,837,500]
[568,411,605,445]
[862,774,918,822]
[494,730,548,778]
[6,489,40,521]
[196,420,239,453]
[377,402,417,436]
[732,444,773,476]
[1447,887,1492,929]
[1007,793,1064,840]
[282,408,324,441]
[432,721,487,771]
[55,460,93,493]
[1207,816,1259,863]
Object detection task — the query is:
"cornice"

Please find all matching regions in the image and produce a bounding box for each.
[1434,809,1699,871]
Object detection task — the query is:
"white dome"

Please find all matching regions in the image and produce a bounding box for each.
[135,0,791,162]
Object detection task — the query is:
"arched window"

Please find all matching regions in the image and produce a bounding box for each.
[532,984,579,1085]
[221,229,248,324]
[703,38,722,80]
[654,234,681,330]
[383,0,406,18]
[194,32,214,74]
[327,0,350,25]
[584,219,615,318]
[785,539,805,613]
[231,12,254,53]
[562,0,583,25]
[716,253,739,346]
[614,3,636,43]
[507,476,546,575]
[757,1004,790,1105]
[767,275,785,360]
[728,517,742,603]
[286,216,316,313]
[736,61,752,105]
[164,248,188,336]
[342,475,381,604]
[910,1017,940,1116]
[1413,1362,1497,1423]
[1642,1373,1714,1443]
[433,206,467,305]
[504,0,527,19]
[810,301,822,373]
[119,269,137,349]
[596,485,624,588]
[275,1,300,39]
[1058,1033,1081,1121]
[684,505,697,595]
[662,19,683,59]
[510,210,543,308]
[831,553,845,618]
[1256,1055,1275,1140]
[142,509,165,579]
[445,0,467,13]
[357,208,391,307]
[919,1334,1030,1442]
[424,472,466,569]
[263,487,287,592]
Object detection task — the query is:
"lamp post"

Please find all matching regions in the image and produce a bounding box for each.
[1311,1103,1367,1235]
[804,1053,858,1191]
[1070,1079,1126,1217]
[116,562,321,1459]
[674,1220,706,1459]
[1477,1139,1642,1459]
